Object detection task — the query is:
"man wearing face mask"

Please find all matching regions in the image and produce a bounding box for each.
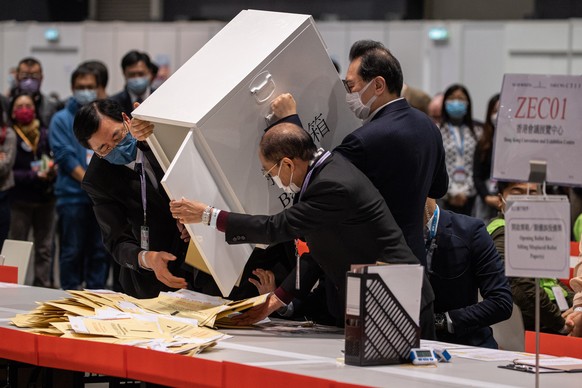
[273,40,448,268]
[72,99,210,299]
[169,120,437,338]
[10,57,59,128]
[110,50,155,117]
[49,64,110,291]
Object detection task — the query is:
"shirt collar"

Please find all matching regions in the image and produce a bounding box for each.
[365,97,405,123]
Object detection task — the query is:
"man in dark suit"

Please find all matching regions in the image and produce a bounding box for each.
[271,41,448,268]
[336,40,449,266]
[109,50,155,116]
[73,99,194,299]
[170,121,436,338]
[424,198,512,348]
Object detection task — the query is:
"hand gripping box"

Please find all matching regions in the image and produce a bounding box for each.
[132,9,361,296]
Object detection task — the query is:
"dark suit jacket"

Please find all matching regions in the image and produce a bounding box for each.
[109,89,135,117]
[82,145,189,298]
[429,209,512,348]
[334,99,449,266]
[223,153,434,329]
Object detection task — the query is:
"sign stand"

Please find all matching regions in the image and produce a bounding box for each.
[528,159,546,388]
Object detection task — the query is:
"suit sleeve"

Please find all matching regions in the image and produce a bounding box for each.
[82,177,144,273]
[447,222,513,335]
[225,178,352,245]
[333,132,368,174]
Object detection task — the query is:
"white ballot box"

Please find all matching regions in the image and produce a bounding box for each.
[132,9,361,296]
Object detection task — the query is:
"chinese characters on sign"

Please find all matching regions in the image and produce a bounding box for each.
[505,195,570,278]
[492,74,582,186]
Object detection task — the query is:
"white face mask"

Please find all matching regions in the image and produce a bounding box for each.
[272,162,300,194]
[346,80,377,120]
[490,112,498,127]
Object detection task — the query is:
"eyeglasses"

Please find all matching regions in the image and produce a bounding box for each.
[342,79,352,93]
[261,159,282,178]
[93,121,130,158]
[18,72,42,80]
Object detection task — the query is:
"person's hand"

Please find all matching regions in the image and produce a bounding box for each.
[270,93,297,120]
[0,152,6,161]
[125,103,155,141]
[143,250,188,289]
[230,293,284,326]
[169,199,207,224]
[176,221,191,242]
[566,310,582,337]
[485,195,501,209]
[248,269,276,295]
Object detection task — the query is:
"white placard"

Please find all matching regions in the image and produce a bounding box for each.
[492,74,582,186]
[504,195,570,278]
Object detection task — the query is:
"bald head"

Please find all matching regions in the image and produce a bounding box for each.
[260,122,317,163]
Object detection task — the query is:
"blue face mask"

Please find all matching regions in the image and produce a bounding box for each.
[126,77,149,95]
[103,132,138,165]
[74,89,97,106]
[445,100,468,120]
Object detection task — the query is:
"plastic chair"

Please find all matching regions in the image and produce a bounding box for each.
[0,239,34,285]
[491,303,525,351]
[525,331,582,358]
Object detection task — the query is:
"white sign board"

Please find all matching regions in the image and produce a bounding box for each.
[492,74,582,186]
[504,195,570,278]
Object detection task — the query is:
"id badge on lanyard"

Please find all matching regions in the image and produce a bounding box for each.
[450,125,467,183]
[137,151,149,250]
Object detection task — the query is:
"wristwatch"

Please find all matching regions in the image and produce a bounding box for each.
[434,313,447,332]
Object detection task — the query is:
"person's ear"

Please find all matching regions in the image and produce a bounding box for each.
[375,76,386,95]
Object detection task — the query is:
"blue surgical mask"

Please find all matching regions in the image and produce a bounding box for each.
[103,132,138,165]
[126,77,149,95]
[445,100,468,119]
[74,89,97,106]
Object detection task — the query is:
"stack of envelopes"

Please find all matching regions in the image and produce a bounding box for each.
[11,289,268,355]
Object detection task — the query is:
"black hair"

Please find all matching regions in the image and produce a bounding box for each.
[80,60,109,88]
[17,57,42,73]
[260,122,317,163]
[441,83,474,131]
[121,50,153,72]
[477,93,500,162]
[70,64,100,90]
[73,99,124,149]
[8,92,36,126]
[349,40,403,96]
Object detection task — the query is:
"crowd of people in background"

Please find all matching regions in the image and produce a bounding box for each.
[0,42,581,343]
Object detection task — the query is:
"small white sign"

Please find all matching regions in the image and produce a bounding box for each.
[492,74,582,186]
[505,195,570,278]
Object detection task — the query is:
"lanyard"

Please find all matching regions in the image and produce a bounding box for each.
[295,149,331,289]
[298,150,331,201]
[136,151,147,226]
[425,206,440,274]
[448,124,464,158]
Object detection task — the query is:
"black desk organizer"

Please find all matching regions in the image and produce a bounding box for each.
[345,272,420,366]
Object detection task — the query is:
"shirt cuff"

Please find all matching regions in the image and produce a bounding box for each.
[274,286,295,305]
[216,210,229,232]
